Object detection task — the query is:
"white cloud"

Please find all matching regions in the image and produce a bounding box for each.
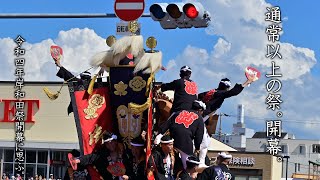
[160,0,319,139]
[213,38,231,59]
[0,28,109,81]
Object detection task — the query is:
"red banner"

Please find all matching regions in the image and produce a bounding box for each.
[73,87,113,155]
[70,84,114,179]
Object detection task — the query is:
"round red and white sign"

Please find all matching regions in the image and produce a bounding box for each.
[114,0,145,22]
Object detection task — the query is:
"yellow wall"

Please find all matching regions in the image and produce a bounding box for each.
[0,82,78,143]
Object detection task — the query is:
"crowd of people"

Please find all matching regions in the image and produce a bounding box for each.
[1,173,60,180]
[64,65,255,180]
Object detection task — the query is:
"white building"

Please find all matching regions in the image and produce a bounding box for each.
[246,132,320,179]
[214,105,255,151]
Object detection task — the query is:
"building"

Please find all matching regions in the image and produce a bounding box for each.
[246,132,320,179]
[207,150,282,179]
[206,137,282,179]
[214,104,255,151]
[0,81,79,179]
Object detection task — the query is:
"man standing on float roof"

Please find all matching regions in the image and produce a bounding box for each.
[198,77,254,121]
[158,66,198,114]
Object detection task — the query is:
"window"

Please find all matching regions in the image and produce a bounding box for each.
[312,144,320,153]
[281,145,288,154]
[38,151,48,164]
[298,163,300,171]
[37,165,47,177]
[3,163,13,177]
[4,149,14,162]
[25,164,36,180]
[26,150,36,163]
[299,145,306,155]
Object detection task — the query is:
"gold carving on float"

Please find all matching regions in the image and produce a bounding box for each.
[84,94,105,120]
[116,105,142,145]
[89,124,106,146]
[114,81,128,96]
[129,76,146,92]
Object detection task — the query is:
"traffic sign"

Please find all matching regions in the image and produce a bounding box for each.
[114,0,145,22]
[116,21,141,35]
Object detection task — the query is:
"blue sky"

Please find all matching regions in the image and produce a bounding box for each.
[0,0,319,140]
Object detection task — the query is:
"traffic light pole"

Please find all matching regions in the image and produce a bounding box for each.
[0,13,150,19]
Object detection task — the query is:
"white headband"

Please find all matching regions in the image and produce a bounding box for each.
[102,134,117,144]
[221,80,231,87]
[194,100,206,110]
[186,157,201,164]
[181,66,192,72]
[81,72,91,76]
[218,152,232,159]
[160,139,174,143]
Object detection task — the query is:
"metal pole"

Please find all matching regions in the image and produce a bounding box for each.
[0,13,150,19]
[283,155,289,180]
[282,158,284,178]
[286,157,288,180]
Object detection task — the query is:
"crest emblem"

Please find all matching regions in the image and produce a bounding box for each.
[129,76,146,92]
[175,110,199,128]
[83,94,105,120]
[117,105,142,144]
[114,81,128,96]
[184,80,198,95]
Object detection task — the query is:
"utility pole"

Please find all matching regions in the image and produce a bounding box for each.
[283,155,290,180]
[218,113,222,141]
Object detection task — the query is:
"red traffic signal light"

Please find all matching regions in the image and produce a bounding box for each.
[149,2,211,29]
[183,3,199,19]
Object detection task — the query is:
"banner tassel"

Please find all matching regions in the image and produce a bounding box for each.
[129,98,151,114]
[43,86,63,101]
[87,74,98,95]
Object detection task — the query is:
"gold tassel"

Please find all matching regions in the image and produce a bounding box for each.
[129,98,151,114]
[87,75,97,95]
[43,87,61,100]
[145,73,154,96]
[43,67,94,100]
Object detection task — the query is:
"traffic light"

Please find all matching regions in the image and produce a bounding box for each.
[149,2,211,29]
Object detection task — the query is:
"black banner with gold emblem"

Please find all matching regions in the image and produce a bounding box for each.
[109,67,150,145]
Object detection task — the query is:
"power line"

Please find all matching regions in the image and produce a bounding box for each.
[223,114,320,124]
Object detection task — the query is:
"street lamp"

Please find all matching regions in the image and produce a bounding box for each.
[283,155,290,180]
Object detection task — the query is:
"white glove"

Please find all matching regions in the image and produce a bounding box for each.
[154,134,163,145]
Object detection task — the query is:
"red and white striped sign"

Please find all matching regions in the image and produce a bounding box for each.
[114,0,145,22]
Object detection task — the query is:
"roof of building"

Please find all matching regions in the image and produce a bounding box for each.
[208,138,237,152]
